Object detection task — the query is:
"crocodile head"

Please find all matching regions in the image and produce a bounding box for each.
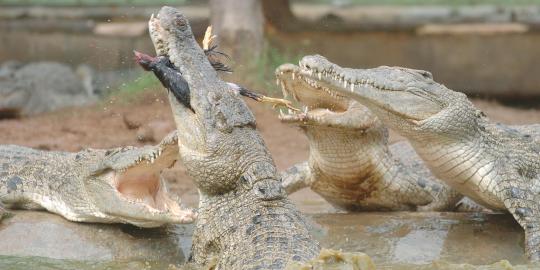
[275,63,379,131]
[295,54,479,139]
[87,131,195,227]
[145,7,284,201]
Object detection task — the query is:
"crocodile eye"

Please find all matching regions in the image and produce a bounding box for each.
[419,71,433,79]
[239,175,251,189]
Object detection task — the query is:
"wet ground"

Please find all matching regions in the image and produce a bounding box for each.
[0,211,535,269]
[1,92,540,269]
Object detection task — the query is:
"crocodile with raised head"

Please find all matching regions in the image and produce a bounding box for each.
[141,7,320,269]
[294,54,540,260]
[275,63,466,211]
[0,131,196,228]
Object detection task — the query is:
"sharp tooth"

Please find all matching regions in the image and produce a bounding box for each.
[292,72,295,80]
[288,109,293,114]
[350,83,355,92]
[275,78,279,86]
[279,108,285,117]
[344,80,348,88]
[280,81,286,92]
[151,13,154,19]
[318,72,322,80]
[303,106,308,113]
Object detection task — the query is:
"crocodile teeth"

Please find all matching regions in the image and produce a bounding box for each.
[292,72,295,80]
[318,72,322,80]
[275,78,279,86]
[279,108,285,117]
[350,83,355,92]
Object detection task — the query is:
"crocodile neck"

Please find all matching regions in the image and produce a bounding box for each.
[303,125,433,210]
[194,191,319,268]
[306,126,392,184]
[409,123,506,210]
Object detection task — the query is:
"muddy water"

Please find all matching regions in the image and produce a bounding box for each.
[310,212,531,269]
[1,210,538,269]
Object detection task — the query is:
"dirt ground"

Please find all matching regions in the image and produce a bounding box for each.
[1,91,539,210]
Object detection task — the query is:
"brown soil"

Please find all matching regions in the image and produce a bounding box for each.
[1,92,539,211]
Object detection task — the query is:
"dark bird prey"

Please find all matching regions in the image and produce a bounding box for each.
[133,50,193,112]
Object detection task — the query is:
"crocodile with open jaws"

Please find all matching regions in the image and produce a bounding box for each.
[275,63,471,212]
[293,54,540,260]
[0,131,196,228]
[142,7,320,269]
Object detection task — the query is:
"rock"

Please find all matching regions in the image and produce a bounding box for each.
[136,125,155,143]
[147,120,175,141]
[0,211,186,264]
[123,114,142,130]
[0,61,97,118]
[136,120,175,143]
[286,249,375,270]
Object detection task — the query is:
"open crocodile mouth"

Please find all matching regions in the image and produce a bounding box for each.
[275,64,349,115]
[295,62,438,122]
[107,140,183,215]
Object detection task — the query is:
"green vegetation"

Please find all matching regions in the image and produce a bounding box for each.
[105,72,161,103]
[116,72,160,95]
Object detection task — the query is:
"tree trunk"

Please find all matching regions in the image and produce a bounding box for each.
[262,0,302,31]
[209,0,264,64]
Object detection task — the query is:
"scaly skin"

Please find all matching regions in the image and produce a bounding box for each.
[275,63,466,211]
[295,54,540,260]
[145,7,319,269]
[0,131,195,228]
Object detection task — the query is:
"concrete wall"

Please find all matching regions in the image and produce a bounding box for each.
[270,30,540,99]
[1,5,540,98]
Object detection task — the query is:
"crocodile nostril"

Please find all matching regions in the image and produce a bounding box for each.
[253,180,285,201]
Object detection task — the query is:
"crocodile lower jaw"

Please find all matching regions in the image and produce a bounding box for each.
[111,151,182,214]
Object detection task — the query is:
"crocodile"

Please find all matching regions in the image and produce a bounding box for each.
[275,63,467,211]
[0,131,196,228]
[293,54,540,260]
[141,7,320,269]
